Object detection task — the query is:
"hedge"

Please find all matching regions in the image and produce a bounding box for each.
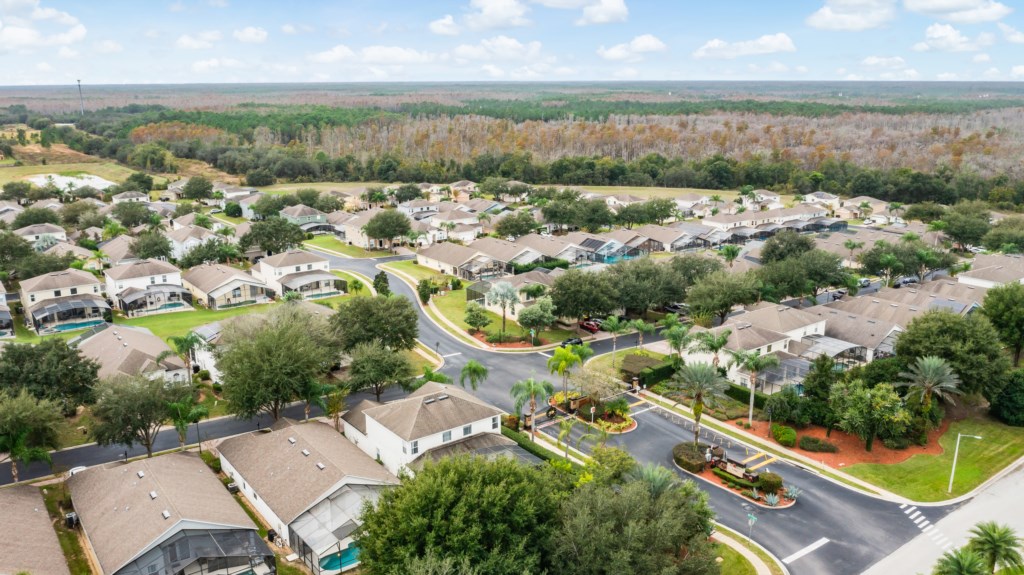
[511,259,570,274]
[621,353,664,380]
[725,383,769,410]
[712,467,758,489]
[639,362,675,388]
[798,435,838,453]
[771,424,797,447]
[759,471,783,494]
[502,426,558,463]
[672,442,709,473]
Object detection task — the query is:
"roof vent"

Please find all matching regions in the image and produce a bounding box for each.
[437,395,449,401]
[137,471,145,478]
[288,437,296,444]
[424,398,436,405]
[301,449,310,456]
[316,462,326,470]
[162,510,171,519]
[149,491,157,500]
[123,343,128,347]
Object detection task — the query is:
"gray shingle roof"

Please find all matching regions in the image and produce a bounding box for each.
[105,258,181,280]
[0,486,71,575]
[361,382,503,441]
[19,267,98,293]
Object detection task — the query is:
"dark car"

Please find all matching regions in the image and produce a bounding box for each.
[578,320,601,333]
[560,337,584,348]
[664,303,688,314]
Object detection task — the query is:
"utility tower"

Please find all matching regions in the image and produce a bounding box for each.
[77,80,84,116]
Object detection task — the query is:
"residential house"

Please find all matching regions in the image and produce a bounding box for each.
[19,268,109,333]
[0,486,71,575]
[398,199,441,217]
[603,228,655,256]
[325,190,365,211]
[112,191,148,204]
[326,210,357,236]
[219,419,399,574]
[68,452,275,575]
[634,224,693,252]
[837,195,888,220]
[281,204,333,234]
[467,237,543,272]
[0,200,23,225]
[167,224,220,260]
[427,209,480,235]
[449,179,478,198]
[802,191,841,210]
[171,211,226,231]
[673,192,710,217]
[703,205,830,232]
[825,296,936,330]
[14,222,67,249]
[803,305,902,363]
[683,322,798,393]
[604,193,645,212]
[958,254,1024,288]
[468,269,558,319]
[30,198,64,212]
[0,281,12,338]
[254,249,341,300]
[161,178,188,201]
[344,382,522,477]
[515,233,586,264]
[73,323,188,383]
[461,197,504,215]
[564,231,633,264]
[105,258,191,316]
[733,304,826,341]
[749,189,785,210]
[183,263,271,310]
[238,192,265,220]
[496,180,532,203]
[46,241,102,270]
[214,182,258,205]
[416,242,498,280]
[869,284,983,315]
[335,208,393,249]
[98,234,139,267]
[669,221,728,248]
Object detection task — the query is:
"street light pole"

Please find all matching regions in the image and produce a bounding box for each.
[948,433,982,493]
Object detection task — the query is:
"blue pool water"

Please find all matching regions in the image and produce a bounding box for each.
[319,545,360,571]
[53,320,104,332]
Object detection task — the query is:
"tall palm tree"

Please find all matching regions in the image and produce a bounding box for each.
[670,362,729,445]
[0,428,52,484]
[601,316,628,368]
[509,377,554,442]
[631,319,655,352]
[928,219,948,247]
[858,201,873,219]
[897,356,962,412]
[548,346,582,411]
[720,244,742,268]
[166,397,209,449]
[968,521,1024,574]
[879,253,902,287]
[557,417,577,458]
[664,324,693,369]
[300,380,336,421]
[933,547,988,575]
[625,463,680,499]
[728,349,781,423]
[459,360,488,391]
[888,202,905,220]
[485,281,518,334]
[157,331,206,377]
[325,387,349,432]
[844,240,864,265]
[690,329,733,368]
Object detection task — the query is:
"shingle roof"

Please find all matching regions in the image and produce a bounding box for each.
[167,224,216,243]
[703,205,826,226]
[100,234,138,264]
[183,263,260,294]
[281,204,324,218]
[418,242,481,267]
[729,305,823,334]
[19,267,98,293]
[0,486,71,575]
[14,222,64,236]
[260,249,327,268]
[635,224,687,246]
[105,258,181,280]
[74,323,184,379]
[114,191,147,200]
[45,241,95,259]
[693,323,789,352]
[803,305,902,350]
[218,419,398,524]
[468,237,533,262]
[68,452,255,575]
[514,233,577,258]
[360,382,503,441]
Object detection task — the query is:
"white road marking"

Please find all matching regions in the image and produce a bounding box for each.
[899,504,907,509]
[441,353,462,358]
[632,406,655,416]
[538,352,552,358]
[914,516,926,525]
[904,506,917,515]
[919,521,930,529]
[782,538,830,565]
[909,511,921,519]
[922,525,934,534]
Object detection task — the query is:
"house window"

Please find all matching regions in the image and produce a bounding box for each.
[411,441,419,455]
[442,430,452,443]
[767,344,772,352]
[29,294,35,303]
[150,276,156,284]
[307,264,313,270]
[53,290,61,297]
[295,266,301,272]
[463,424,472,436]
[161,275,167,283]
[232,287,242,298]
[93,286,98,293]
[70,287,78,295]
[118,283,124,290]
[492,416,499,430]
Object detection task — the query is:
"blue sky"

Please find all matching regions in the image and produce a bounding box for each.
[1,0,1023,84]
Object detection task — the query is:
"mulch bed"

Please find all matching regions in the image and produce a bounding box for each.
[689,464,795,508]
[471,331,542,348]
[749,419,950,467]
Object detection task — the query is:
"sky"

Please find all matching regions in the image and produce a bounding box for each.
[1,0,1024,85]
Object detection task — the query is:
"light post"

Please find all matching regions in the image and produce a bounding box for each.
[948,433,982,493]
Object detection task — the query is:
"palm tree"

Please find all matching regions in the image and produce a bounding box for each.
[626,463,680,499]
[928,219,948,247]
[968,521,1024,574]
[888,201,905,220]
[670,362,729,444]
[157,331,206,377]
[728,349,781,423]
[844,240,864,265]
[325,387,349,433]
[720,244,742,268]
[300,380,335,421]
[166,397,209,448]
[858,201,873,219]
[664,324,693,369]
[459,359,488,390]
[690,329,733,368]
[897,356,962,413]
[548,346,582,411]
[348,278,364,295]
[902,232,920,243]
[601,316,628,368]
[485,281,518,334]
[879,253,902,287]
[558,417,577,459]
[631,319,655,352]
[933,547,988,575]
[281,290,304,303]
[421,366,452,384]
[510,377,554,441]
[0,428,52,484]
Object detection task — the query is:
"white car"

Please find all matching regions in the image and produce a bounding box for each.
[68,466,88,477]
[968,246,986,254]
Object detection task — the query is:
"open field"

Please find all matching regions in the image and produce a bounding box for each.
[0,161,137,186]
[262,181,378,195]
[845,416,1024,501]
[117,302,276,341]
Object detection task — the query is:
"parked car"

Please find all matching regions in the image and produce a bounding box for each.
[857,278,871,288]
[68,466,88,477]
[664,303,688,314]
[578,320,601,333]
[968,246,986,254]
[560,337,584,348]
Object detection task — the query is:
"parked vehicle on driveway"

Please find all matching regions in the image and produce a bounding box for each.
[858,278,871,288]
[578,320,601,333]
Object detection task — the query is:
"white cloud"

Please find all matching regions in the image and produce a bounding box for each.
[454,35,542,61]
[308,44,355,63]
[747,61,790,73]
[861,55,906,69]
[936,72,959,80]
[360,45,435,64]
[597,34,666,62]
[613,66,638,78]
[576,0,628,25]
[482,64,505,77]
[879,68,920,79]
[176,30,222,49]
[903,0,1012,23]
[429,15,460,36]
[233,26,267,43]
[57,45,78,58]
[192,57,243,72]
[983,66,1001,78]
[806,0,897,31]
[281,24,297,34]
[168,1,184,11]
[912,23,990,52]
[1012,65,1024,78]
[998,22,1024,43]
[795,65,809,73]
[0,0,87,51]
[973,52,990,62]
[208,0,229,7]
[36,61,51,71]
[692,32,795,59]
[466,0,530,30]
[94,39,122,53]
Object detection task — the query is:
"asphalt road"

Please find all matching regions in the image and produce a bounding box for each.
[0,250,957,575]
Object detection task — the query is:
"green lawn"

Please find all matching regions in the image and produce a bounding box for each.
[715,542,757,575]
[56,408,97,449]
[588,349,665,373]
[41,484,93,575]
[304,236,391,258]
[381,259,454,284]
[431,288,572,345]
[260,181,382,195]
[11,314,83,344]
[845,416,1024,501]
[0,161,137,185]
[209,211,245,225]
[117,303,277,340]
[712,524,785,575]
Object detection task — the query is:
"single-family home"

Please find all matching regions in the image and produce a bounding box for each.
[73,323,189,383]
[603,229,655,256]
[182,263,271,310]
[416,242,499,280]
[104,258,191,316]
[449,179,478,198]
[836,195,887,220]
[14,222,67,249]
[825,296,934,330]
[30,199,64,212]
[98,234,139,267]
[238,192,265,220]
[427,209,480,234]
[167,224,220,260]
[802,191,841,210]
[46,241,102,270]
[634,224,693,252]
[461,198,504,215]
[219,419,399,574]
[335,209,393,249]
[0,486,71,575]
[344,382,521,477]
[703,205,829,232]
[171,211,226,231]
[604,193,645,212]
[468,269,559,319]
[673,192,710,217]
[112,190,148,204]
[684,322,792,390]
[0,281,12,338]
[0,200,23,225]
[515,233,586,263]
[467,237,543,272]
[253,249,341,300]
[68,452,275,575]
[398,199,441,217]
[563,231,633,264]
[958,254,1024,288]
[803,305,902,364]
[20,268,109,333]
[214,182,258,205]
[281,204,332,234]
[161,178,188,201]
[751,190,785,210]
[732,304,826,341]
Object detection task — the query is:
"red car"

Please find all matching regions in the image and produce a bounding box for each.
[578,320,601,333]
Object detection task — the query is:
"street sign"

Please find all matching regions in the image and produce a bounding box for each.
[747,513,758,526]
[590,406,596,414]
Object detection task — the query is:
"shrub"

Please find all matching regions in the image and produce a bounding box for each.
[604,397,630,418]
[449,277,463,290]
[759,472,783,495]
[712,467,758,489]
[199,450,221,473]
[724,383,769,410]
[638,362,675,388]
[743,422,752,429]
[595,416,634,433]
[992,370,1024,427]
[764,493,780,507]
[196,369,211,381]
[486,332,521,344]
[771,424,797,447]
[672,442,708,473]
[882,436,910,450]
[224,202,242,218]
[620,353,663,380]
[417,279,433,304]
[501,426,558,463]
[798,436,838,453]
[785,485,803,501]
[736,420,744,427]
[502,414,520,432]
[212,383,223,394]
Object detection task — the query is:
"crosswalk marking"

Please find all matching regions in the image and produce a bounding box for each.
[919,521,930,529]
[909,511,921,519]
[782,538,830,565]
[904,506,917,515]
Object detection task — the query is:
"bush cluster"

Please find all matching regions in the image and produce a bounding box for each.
[798,435,838,453]
[771,424,797,447]
[724,383,769,410]
[672,442,708,473]
[758,472,783,495]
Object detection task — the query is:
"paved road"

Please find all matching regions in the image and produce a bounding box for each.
[1,250,957,575]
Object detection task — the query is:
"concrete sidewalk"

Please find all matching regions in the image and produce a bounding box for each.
[863,463,1024,574]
